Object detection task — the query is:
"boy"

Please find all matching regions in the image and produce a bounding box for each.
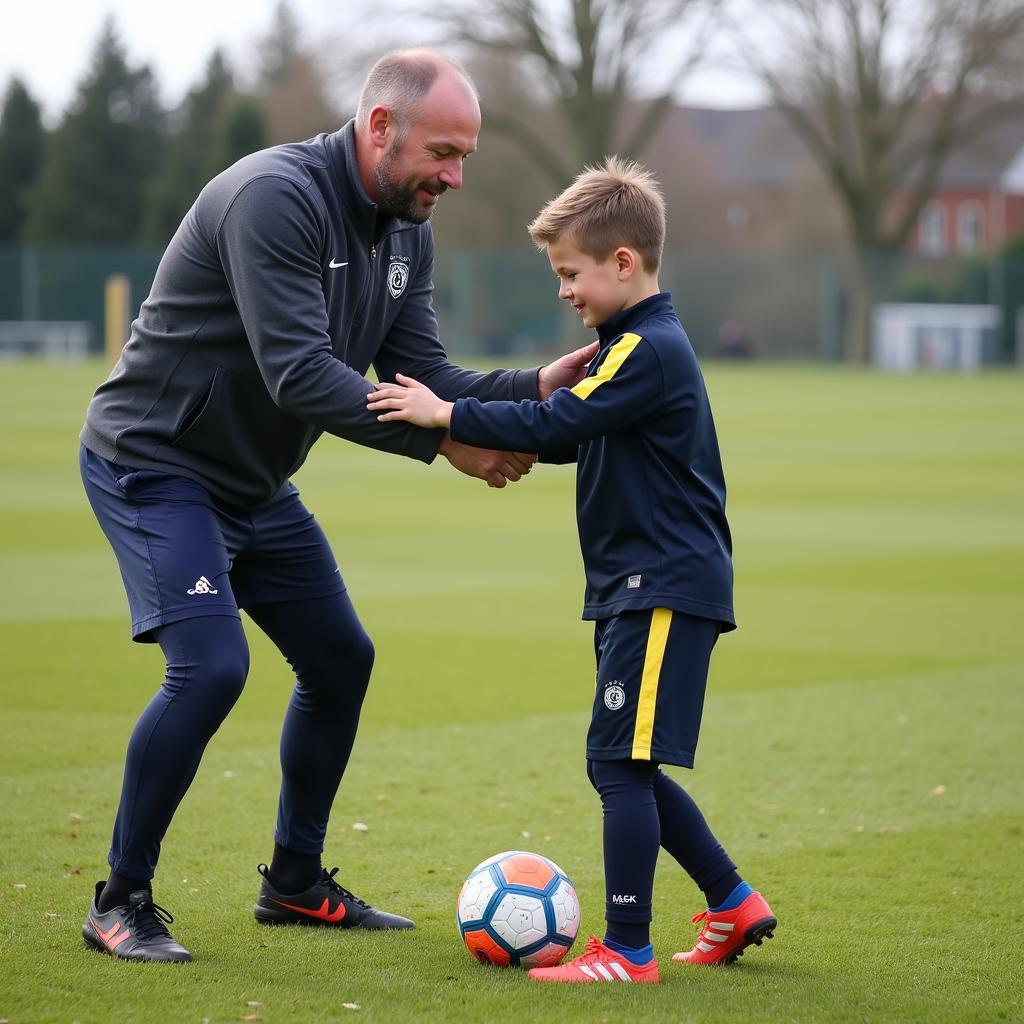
[367,158,776,983]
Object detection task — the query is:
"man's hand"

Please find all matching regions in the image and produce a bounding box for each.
[438,435,536,489]
[537,340,600,401]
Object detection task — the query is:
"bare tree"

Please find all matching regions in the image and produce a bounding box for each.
[737,0,1024,360]
[419,0,721,185]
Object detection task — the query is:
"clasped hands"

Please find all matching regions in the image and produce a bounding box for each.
[368,340,599,489]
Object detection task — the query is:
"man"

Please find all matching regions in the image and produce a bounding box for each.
[79,49,598,963]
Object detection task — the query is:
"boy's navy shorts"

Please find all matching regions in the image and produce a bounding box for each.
[586,608,721,768]
[80,445,345,643]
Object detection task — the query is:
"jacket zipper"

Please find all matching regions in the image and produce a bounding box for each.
[350,240,378,326]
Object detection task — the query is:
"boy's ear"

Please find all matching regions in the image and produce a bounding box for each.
[615,246,637,279]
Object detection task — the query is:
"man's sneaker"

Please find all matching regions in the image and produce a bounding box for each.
[254,864,415,930]
[673,890,777,966]
[82,883,191,963]
[528,936,659,984]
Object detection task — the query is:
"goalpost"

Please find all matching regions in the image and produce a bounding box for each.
[871,303,1002,371]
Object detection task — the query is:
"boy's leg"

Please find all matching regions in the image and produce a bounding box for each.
[587,758,658,952]
[651,770,741,909]
[528,757,660,984]
[578,606,776,965]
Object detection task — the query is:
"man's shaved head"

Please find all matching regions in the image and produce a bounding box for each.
[355,49,478,139]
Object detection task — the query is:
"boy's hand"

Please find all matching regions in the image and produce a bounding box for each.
[369,373,454,429]
[538,340,600,400]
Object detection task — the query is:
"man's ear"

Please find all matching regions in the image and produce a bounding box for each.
[367,106,391,150]
[615,246,637,280]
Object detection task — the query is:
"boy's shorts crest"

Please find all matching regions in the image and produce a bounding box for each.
[586,608,721,768]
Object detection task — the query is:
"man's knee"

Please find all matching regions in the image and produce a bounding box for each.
[159,616,249,712]
[343,626,374,681]
[291,622,374,707]
[325,626,374,701]
[201,636,250,706]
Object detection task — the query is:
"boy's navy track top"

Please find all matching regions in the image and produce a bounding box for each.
[81,121,538,509]
[450,293,735,628]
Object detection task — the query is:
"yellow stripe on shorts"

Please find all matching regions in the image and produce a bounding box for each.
[571,333,642,400]
[631,608,673,760]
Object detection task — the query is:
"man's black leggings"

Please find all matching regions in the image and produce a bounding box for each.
[107,591,373,880]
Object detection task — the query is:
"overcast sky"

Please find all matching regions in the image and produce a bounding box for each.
[3,0,768,125]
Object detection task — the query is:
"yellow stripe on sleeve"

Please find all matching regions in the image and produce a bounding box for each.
[570,333,643,400]
[631,608,673,760]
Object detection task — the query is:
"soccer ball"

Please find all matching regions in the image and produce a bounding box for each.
[456,851,580,968]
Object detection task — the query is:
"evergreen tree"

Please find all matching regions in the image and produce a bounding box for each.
[210,96,266,173]
[143,49,234,242]
[255,2,340,144]
[258,1,302,88]
[0,78,45,241]
[23,17,164,242]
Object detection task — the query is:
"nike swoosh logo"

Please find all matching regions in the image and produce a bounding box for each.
[271,896,346,923]
[329,259,348,269]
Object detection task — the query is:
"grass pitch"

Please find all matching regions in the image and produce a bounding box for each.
[1,360,1022,1024]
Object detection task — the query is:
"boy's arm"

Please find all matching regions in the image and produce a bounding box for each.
[449,333,664,453]
[537,446,579,465]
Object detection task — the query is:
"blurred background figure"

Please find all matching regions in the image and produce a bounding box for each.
[715,320,753,360]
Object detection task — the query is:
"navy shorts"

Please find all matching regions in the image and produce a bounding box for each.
[586,608,721,768]
[80,445,346,642]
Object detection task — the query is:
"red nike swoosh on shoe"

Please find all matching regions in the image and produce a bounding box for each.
[270,897,346,922]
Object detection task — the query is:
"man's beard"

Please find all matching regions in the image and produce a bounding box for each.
[372,144,445,224]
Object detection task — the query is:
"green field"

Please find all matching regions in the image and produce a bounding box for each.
[1,361,1022,1024]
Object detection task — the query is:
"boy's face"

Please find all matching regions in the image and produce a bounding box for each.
[547,237,630,330]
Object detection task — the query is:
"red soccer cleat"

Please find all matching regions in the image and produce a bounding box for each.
[528,936,659,984]
[673,890,777,966]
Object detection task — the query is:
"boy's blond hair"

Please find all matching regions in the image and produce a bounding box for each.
[528,156,666,273]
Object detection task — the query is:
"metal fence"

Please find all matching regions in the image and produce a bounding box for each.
[1,243,1021,363]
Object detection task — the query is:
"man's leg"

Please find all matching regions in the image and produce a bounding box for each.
[84,616,249,960]
[245,593,414,929]
[101,616,250,901]
[246,592,373,888]
[80,446,251,960]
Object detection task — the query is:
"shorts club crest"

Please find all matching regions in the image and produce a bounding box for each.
[603,683,626,710]
[587,608,721,768]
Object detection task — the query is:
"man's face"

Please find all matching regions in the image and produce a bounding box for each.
[372,72,480,224]
[547,237,629,330]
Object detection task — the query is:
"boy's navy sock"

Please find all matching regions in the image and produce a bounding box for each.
[709,879,753,912]
[603,936,655,965]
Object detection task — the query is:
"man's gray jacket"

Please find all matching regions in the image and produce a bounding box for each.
[81,121,539,508]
